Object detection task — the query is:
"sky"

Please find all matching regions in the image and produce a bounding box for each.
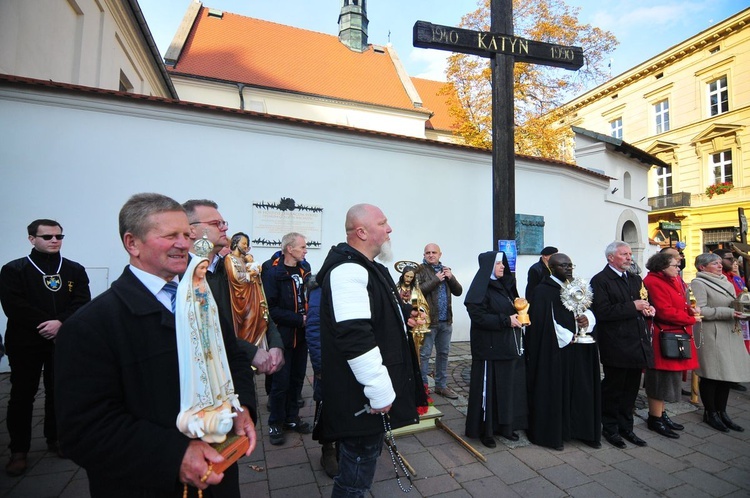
[138,0,748,85]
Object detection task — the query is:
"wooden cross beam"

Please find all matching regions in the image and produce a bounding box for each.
[414,21,584,71]
[413,1,584,248]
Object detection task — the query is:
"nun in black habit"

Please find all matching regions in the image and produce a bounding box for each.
[464,251,528,448]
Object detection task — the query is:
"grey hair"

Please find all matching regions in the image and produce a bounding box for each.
[604,241,630,258]
[695,252,720,270]
[281,232,305,253]
[119,193,184,242]
[182,199,218,223]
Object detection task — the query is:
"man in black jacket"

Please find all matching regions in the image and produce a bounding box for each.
[591,241,654,450]
[316,204,425,497]
[262,232,312,445]
[0,219,90,476]
[525,246,557,301]
[55,194,256,497]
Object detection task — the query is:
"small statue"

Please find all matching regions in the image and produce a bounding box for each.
[513,297,531,326]
[225,232,269,348]
[395,262,431,366]
[175,237,242,444]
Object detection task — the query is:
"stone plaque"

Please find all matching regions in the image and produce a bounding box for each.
[515,214,545,255]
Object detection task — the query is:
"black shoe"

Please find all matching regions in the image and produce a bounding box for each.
[729,383,747,392]
[498,431,519,441]
[619,430,647,447]
[703,411,729,432]
[269,424,285,445]
[718,411,744,432]
[647,415,680,439]
[481,436,496,448]
[661,411,684,431]
[681,388,691,396]
[579,439,602,449]
[284,418,312,434]
[603,431,626,449]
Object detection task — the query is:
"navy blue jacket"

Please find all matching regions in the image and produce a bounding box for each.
[261,255,311,349]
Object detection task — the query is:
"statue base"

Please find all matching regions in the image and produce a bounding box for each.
[574,334,596,344]
[210,434,249,474]
[392,406,443,436]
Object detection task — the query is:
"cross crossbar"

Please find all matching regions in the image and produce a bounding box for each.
[413,21,583,71]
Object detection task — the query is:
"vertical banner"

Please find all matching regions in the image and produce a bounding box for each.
[497,240,517,273]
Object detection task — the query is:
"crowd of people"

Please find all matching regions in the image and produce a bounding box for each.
[1,199,749,497]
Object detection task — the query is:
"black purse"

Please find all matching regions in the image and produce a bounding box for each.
[659,327,692,359]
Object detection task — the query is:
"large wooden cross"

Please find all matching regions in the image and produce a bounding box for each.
[413,1,583,248]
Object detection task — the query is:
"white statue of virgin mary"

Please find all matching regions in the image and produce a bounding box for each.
[175,252,242,443]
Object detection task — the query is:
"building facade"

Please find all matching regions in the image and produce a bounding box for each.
[559,8,750,280]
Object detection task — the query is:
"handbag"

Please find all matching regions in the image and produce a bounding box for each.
[659,327,692,359]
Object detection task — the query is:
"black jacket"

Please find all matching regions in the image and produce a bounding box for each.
[261,255,311,349]
[315,243,425,441]
[0,249,90,351]
[590,265,654,369]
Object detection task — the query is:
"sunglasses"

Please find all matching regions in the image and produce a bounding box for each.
[35,234,65,240]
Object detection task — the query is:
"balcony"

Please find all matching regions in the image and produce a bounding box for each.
[648,192,691,210]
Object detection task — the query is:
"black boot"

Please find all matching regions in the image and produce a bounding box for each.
[662,411,684,431]
[703,411,730,432]
[647,415,679,438]
[718,411,744,432]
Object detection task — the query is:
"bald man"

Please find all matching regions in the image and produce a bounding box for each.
[315,204,425,497]
[417,243,463,399]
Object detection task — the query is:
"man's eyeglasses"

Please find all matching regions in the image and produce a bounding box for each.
[722,256,736,262]
[34,234,65,241]
[190,220,229,229]
[555,263,575,269]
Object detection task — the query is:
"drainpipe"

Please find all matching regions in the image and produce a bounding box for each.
[237,83,245,110]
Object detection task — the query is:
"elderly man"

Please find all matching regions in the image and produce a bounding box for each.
[1,219,90,476]
[316,204,425,498]
[591,241,655,449]
[526,253,600,450]
[417,243,463,399]
[262,232,312,445]
[55,193,256,497]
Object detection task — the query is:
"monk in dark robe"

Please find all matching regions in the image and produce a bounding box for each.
[526,253,601,450]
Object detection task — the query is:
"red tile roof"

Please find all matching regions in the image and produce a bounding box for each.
[170,7,421,112]
[411,77,456,132]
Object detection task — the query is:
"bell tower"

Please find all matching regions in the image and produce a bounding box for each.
[338,0,369,52]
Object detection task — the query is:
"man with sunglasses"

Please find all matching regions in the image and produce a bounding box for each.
[0,219,90,476]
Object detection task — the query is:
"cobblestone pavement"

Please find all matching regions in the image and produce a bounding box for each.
[1,341,749,497]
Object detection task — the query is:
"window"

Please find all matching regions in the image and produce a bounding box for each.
[708,76,728,116]
[710,150,732,184]
[655,165,672,196]
[654,100,670,133]
[610,118,622,139]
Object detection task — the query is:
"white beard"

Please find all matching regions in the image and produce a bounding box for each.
[376,240,393,263]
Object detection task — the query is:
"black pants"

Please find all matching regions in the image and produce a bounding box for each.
[6,340,56,453]
[699,377,731,412]
[268,337,308,426]
[601,365,642,435]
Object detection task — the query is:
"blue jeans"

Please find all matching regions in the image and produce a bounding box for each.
[419,321,453,389]
[332,432,384,498]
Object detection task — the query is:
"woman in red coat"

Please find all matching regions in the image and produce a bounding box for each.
[643,252,701,439]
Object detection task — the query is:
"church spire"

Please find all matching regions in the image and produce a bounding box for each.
[338,0,369,52]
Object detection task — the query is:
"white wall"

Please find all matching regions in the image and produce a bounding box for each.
[0,84,650,361]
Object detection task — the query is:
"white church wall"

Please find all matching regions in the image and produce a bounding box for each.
[0,84,645,350]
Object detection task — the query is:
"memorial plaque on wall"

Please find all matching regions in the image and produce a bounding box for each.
[515,214,545,255]
[252,198,323,248]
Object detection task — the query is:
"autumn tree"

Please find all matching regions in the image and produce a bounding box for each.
[444,0,617,160]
